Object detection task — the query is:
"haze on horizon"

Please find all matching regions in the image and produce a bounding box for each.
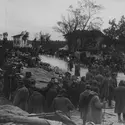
[0,0,125,40]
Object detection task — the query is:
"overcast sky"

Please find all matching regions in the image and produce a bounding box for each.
[0,0,125,40]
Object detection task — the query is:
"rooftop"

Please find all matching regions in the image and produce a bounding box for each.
[12,34,23,37]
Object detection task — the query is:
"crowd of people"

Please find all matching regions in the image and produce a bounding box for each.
[0,52,123,124]
[67,49,125,73]
[0,33,125,125]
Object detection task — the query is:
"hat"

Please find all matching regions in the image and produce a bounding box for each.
[85,85,91,90]
[30,78,36,85]
[92,80,98,85]
[58,89,66,96]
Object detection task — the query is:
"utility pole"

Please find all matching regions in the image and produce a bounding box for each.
[5,0,8,32]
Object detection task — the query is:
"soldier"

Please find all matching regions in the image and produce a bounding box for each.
[79,85,106,125]
[75,61,80,77]
[52,89,74,118]
[100,72,110,101]
[23,72,32,88]
[46,82,58,112]
[79,85,92,125]
[3,63,13,99]
[13,79,29,111]
[47,77,56,89]
[68,57,73,72]
[27,79,45,113]
[79,76,86,94]
[108,73,117,107]
[86,87,106,124]
[86,69,94,81]
[114,80,125,122]
[63,72,71,90]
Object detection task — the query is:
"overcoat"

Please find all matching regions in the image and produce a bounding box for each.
[28,90,45,113]
[114,86,125,113]
[46,87,57,110]
[75,64,80,76]
[13,86,29,111]
[52,95,74,117]
[100,77,110,100]
[86,95,103,124]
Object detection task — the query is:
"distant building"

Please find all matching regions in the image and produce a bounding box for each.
[12,33,31,47]
[64,30,105,52]
[12,34,23,47]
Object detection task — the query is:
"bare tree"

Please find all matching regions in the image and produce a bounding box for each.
[53,0,104,38]
[39,31,51,42]
[103,15,125,40]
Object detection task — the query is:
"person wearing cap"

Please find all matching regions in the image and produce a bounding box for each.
[85,87,106,124]
[54,78,61,92]
[79,76,86,94]
[13,79,29,111]
[69,77,79,108]
[27,79,45,113]
[90,80,100,95]
[58,75,63,88]
[79,85,106,125]
[8,72,22,101]
[111,72,117,88]
[107,73,117,108]
[16,62,23,73]
[65,72,71,78]
[63,72,71,90]
[68,57,73,72]
[46,79,58,112]
[85,69,94,81]
[98,65,104,76]
[100,72,110,101]
[52,89,74,118]
[95,73,104,85]
[23,72,33,88]
[47,77,56,89]
[75,61,80,77]
[79,85,92,125]
[114,80,125,122]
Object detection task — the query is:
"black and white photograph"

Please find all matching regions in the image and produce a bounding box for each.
[0,0,125,125]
